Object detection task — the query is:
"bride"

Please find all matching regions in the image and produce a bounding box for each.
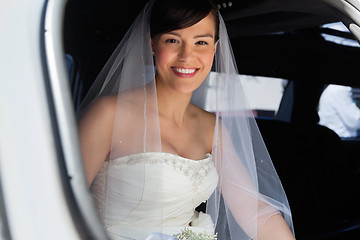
[77,0,296,239]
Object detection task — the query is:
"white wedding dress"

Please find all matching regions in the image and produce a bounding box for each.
[91,152,219,240]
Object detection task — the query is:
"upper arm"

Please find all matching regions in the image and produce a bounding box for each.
[78,96,116,186]
[215,120,280,236]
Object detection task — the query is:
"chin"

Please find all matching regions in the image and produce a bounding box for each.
[174,87,196,95]
[173,81,203,94]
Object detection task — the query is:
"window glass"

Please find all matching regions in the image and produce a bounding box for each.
[206,72,287,118]
[318,84,360,138]
[321,22,360,48]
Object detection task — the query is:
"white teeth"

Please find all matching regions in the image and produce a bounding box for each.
[174,68,196,74]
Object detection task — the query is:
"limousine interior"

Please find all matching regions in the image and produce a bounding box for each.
[1,0,360,239]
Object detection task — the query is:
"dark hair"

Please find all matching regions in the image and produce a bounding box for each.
[150,0,219,42]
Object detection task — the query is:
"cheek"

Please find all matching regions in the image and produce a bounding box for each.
[201,52,215,71]
[155,48,174,68]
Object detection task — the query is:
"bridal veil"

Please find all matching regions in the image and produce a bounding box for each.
[78,0,294,239]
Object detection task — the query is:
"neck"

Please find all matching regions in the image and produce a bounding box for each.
[155,79,193,126]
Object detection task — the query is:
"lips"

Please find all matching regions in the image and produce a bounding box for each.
[171,67,199,78]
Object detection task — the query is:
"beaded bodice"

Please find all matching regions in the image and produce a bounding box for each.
[90,152,218,239]
[124,152,214,190]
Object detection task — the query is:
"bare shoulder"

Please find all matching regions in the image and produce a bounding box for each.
[189,104,216,142]
[91,95,117,112]
[81,87,143,120]
[190,104,216,126]
[116,86,152,108]
[78,95,118,149]
[80,95,117,124]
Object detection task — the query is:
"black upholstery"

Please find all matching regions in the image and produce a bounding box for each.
[256,118,360,238]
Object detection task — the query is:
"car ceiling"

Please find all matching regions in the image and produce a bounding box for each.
[65,0,339,39]
[218,0,338,36]
[64,0,360,88]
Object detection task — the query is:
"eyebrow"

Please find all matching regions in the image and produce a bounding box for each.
[166,32,214,39]
[194,33,214,39]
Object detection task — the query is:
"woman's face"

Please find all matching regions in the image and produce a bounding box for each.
[152,13,217,94]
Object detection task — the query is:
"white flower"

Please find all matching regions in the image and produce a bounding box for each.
[173,228,218,240]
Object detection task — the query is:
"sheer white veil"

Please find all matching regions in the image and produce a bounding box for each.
[78,0,294,239]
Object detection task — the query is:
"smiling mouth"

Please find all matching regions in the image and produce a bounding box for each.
[171,67,199,77]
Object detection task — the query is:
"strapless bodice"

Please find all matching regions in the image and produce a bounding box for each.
[91,152,218,240]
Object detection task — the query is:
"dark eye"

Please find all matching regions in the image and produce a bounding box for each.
[165,39,179,44]
[196,41,208,45]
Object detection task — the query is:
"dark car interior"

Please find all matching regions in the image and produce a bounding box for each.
[63,0,360,239]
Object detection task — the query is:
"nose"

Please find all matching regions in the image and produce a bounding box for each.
[178,43,193,61]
